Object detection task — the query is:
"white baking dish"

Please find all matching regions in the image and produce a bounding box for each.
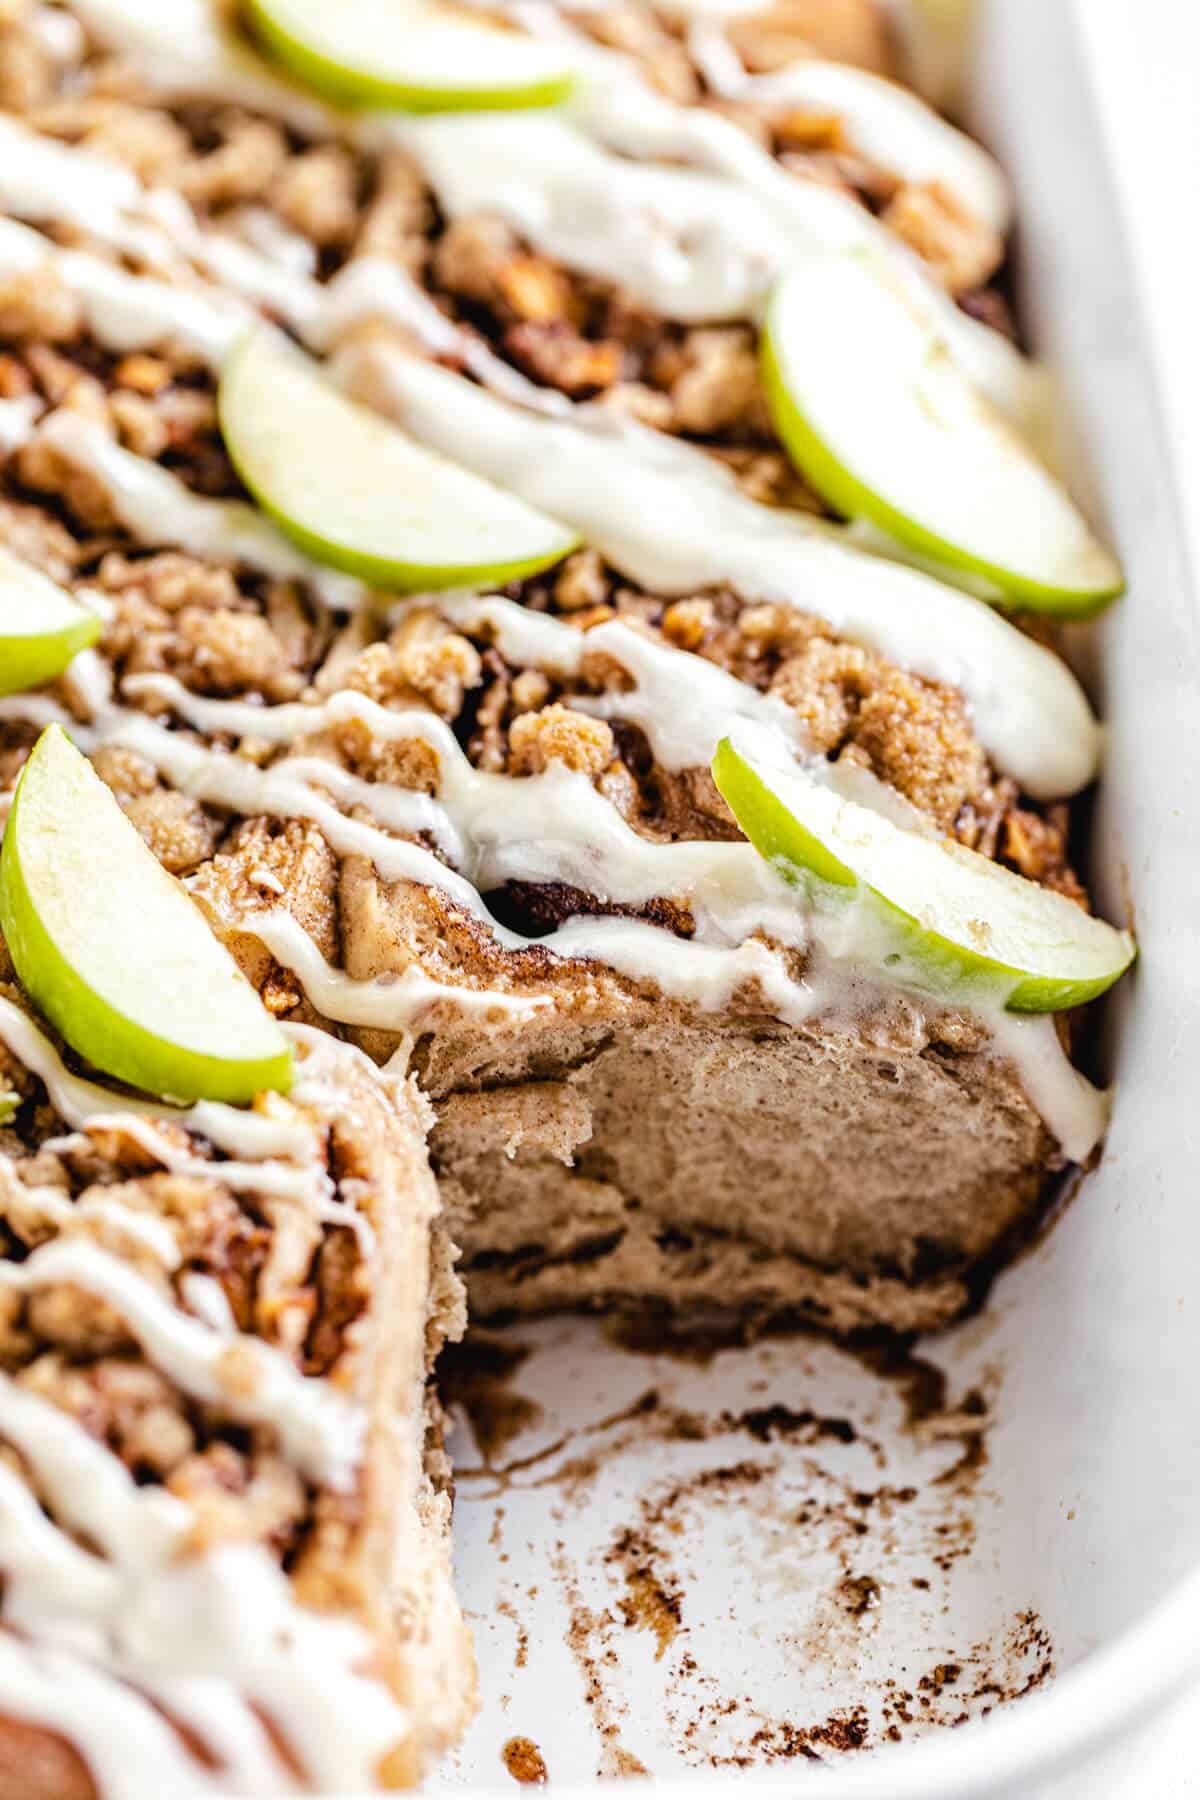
[395,3,1200,1797]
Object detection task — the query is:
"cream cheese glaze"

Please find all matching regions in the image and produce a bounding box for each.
[0,1382,408,1791]
[0,1239,364,1483]
[0,115,1100,793]
[66,0,1035,422]
[510,13,1028,413]
[0,990,357,1225]
[679,28,1010,229]
[0,1158,184,1266]
[343,345,1102,799]
[0,1015,428,1787]
[36,408,373,615]
[0,118,548,405]
[0,351,1102,799]
[395,95,1010,387]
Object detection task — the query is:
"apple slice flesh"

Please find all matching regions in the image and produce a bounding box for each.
[0,725,293,1104]
[713,734,1134,1012]
[761,258,1124,615]
[219,330,579,591]
[0,548,100,696]
[247,0,575,112]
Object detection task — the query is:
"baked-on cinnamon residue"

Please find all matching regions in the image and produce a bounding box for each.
[462,1318,1032,1772]
[502,1737,548,1785]
[437,1333,543,1463]
[611,1528,683,1659]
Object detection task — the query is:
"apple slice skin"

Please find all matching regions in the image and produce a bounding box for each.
[0,551,101,697]
[712,736,1134,1013]
[246,0,575,114]
[218,332,579,592]
[230,472,577,594]
[0,612,100,697]
[760,284,1124,620]
[0,727,294,1106]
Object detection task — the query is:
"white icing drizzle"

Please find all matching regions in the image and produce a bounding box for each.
[0,997,340,1209]
[62,0,1031,420]
[178,1269,240,1334]
[0,116,559,411]
[133,1675,304,1795]
[548,915,817,1025]
[0,611,1108,1167]
[685,36,1011,231]
[307,254,564,410]
[131,620,800,798]
[342,345,1102,800]
[0,115,153,255]
[69,0,340,136]
[0,1238,361,1490]
[403,109,782,324]
[541,24,1030,415]
[0,993,165,1126]
[111,703,504,918]
[0,1155,183,1267]
[425,590,587,675]
[0,394,42,452]
[36,408,370,612]
[101,1112,333,1208]
[94,672,1103,1162]
[59,643,115,715]
[0,125,1096,801]
[987,1011,1110,1166]
[0,1375,408,1790]
[400,598,922,833]
[0,1637,249,1796]
[186,1101,317,1163]
[391,99,1019,413]
[111,672,816,946]
[584,619,803,770]
[230,908,549,1030]
[0,211,249,363]
[0,387,379,617]
[0,1007,388,1305]
[111,697,808,936]
[234,204,319,277]
[0,676,833,1074]
[0,1238,364,1485]
[29,4,88,61]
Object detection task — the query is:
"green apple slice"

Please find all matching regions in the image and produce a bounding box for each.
[713,733,1134,1012]
[219,329,579,591]
[0,548,101,696]
[247,0,575,113]
[0,725,293,1104]
[761,257,1124,615]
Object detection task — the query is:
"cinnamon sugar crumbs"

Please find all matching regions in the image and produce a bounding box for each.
[725,0,892,73]
[502,1736,549,1785]
[508,705,615,780]
[882,181,1004,296]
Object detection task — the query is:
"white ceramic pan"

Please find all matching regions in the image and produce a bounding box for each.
[370,1,1200,1794]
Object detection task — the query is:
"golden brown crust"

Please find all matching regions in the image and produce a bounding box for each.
[0,1714,98,1800]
